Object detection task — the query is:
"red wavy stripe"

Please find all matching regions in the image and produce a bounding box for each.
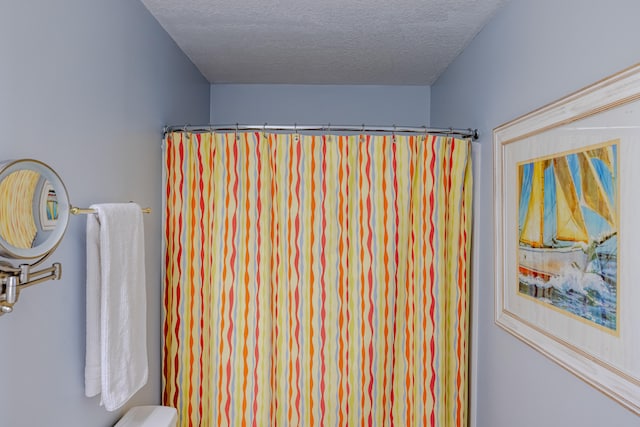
[217,135,231,426]
[162,134,174,405]
[429,136,437,427]
[286,138,294,423]
[444,139,454,253]
[252,133,262,427]
[269,136,280,424]
[309,136,317,426]
[420,136,428,425]
[389,141,399,426]
[207,139,217,423]
[293,138,302,422]
[172,136,184,411]
[359,138,367,424]
[406,137,417,426]
[197,135,206,425]
[365,136,375,427]
[440,139,452,418]
[319,136,327,425]
[186,136,195,420]
[225,136,239,424]
[456,158,469,425]
[336,136,346,424]
[343,136,352,420]
[188,135,198,421]
[380,136,391,424]
[241,134,251,427]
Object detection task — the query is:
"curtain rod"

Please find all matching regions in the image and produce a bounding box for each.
[163,124,479,140]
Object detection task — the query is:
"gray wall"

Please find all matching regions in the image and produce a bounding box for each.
[431,0,640,426]
[210,84,431,125]
[0,1,209,426]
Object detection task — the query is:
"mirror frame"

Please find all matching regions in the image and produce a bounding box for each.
[0,159,70,260]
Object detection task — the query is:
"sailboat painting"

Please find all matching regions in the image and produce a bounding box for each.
[517,140,618,331]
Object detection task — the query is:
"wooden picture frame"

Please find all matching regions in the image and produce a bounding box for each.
[494,63,640,414]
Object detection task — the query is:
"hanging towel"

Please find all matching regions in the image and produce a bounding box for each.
[85,203,148,411]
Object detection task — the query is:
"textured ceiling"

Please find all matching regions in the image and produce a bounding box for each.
[140,0,508,85]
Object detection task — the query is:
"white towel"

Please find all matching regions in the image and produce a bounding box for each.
[85,203,148,411]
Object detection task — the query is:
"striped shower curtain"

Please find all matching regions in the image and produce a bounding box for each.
[162,131,472,426]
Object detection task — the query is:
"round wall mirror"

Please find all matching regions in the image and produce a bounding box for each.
[0,159,69,260]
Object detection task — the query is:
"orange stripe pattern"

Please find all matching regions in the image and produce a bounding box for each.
[162,132,472,426]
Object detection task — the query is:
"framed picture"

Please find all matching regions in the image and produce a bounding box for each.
[494,63,640,414]
[39,180,58,231]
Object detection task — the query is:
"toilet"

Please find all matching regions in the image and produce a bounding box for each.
[114,406,178,427]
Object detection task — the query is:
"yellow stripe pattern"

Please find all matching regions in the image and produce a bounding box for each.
[163,132,472,426]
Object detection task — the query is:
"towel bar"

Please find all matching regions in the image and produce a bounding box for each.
[71,206,152,215]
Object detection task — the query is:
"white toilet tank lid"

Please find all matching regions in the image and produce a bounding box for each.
[115,406,177,427]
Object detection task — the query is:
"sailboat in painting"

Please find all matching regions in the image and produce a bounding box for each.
[517,140,618,330]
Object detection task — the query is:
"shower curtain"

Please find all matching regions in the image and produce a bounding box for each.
[162,131,472,427]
